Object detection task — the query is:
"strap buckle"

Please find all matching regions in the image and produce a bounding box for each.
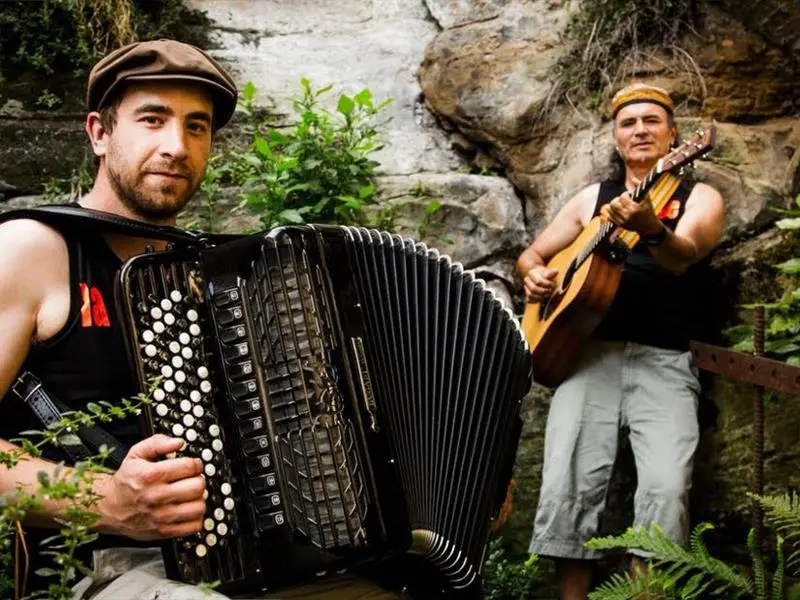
[10,371,43,404]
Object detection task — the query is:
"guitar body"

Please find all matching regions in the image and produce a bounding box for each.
[521,216,622,388]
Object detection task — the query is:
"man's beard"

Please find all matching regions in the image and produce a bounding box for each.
[107,161,198,221]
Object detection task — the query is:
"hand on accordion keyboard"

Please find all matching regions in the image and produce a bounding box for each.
[94,434,207,541]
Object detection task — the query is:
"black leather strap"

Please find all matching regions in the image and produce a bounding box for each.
[11,372,127,468]
[0,205,203,245]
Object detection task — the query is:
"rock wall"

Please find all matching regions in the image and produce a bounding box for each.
[1,0,799,565]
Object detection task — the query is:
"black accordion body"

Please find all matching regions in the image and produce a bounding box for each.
[115,225,532,597]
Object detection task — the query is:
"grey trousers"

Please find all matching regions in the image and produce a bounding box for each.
[71,547,401,600]
[529,340,700,560]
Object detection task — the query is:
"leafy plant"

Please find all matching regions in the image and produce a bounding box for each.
[586,502,800,600]
[556,0,697,110]
[212,79,392,230]
[0,0,210,90]
[482,537,546,600]
[0,384,156,599]
[43,151,94,201]
[725,194,800,365]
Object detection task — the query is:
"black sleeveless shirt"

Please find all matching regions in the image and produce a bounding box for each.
[590,179,709,350]
[0,214,145,586]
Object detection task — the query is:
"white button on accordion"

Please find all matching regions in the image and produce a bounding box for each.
[115,225,532,597]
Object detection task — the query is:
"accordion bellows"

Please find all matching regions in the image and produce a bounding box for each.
[116,225,532,597]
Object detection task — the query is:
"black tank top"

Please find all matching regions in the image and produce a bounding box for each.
[0,214,146,588]
[590,179,709,350]
[0,224,138,453]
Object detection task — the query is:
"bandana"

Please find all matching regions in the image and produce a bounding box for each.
[611,82,674,117]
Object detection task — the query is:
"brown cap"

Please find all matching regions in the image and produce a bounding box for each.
[87,39,238,129]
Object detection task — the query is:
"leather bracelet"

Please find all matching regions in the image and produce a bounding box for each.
[642,224,668,246]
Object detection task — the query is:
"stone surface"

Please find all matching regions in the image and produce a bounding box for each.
[187,0,464,176]
[423,0,510,28]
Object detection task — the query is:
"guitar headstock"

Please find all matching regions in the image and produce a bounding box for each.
[656,121,716,175]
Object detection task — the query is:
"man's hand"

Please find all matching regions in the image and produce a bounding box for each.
[600,186,663,237]
[95,434,206,541]
[523,265,558,303]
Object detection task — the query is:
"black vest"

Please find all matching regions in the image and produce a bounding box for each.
[591,179,710,350]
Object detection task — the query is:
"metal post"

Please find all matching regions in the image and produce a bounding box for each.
[752,305,765,551]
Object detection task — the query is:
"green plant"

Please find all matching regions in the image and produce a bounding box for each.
[418,199,443,240]
[43,152,94,201]
[0,0,210,92]
[725,194,800,365]
[586,499,800,600]
[481,537,545,600]
[556,0,697,110]
[0,385,156,599]
[212,79,392,230]
[35,89,61,109]
[186,154,227,232]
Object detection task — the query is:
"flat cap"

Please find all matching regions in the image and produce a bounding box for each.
[87,39,238,129]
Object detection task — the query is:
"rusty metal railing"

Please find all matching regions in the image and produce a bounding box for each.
[690,305,798,551]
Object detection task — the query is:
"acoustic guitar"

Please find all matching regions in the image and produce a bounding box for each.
[521,123,716,387]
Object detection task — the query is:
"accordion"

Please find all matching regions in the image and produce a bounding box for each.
[115,225,532,597]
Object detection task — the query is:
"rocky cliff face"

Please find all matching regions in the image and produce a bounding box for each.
[1,0,798,562]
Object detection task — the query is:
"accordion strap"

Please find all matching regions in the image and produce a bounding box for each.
[0,204,212,246]
[11,372,127,469]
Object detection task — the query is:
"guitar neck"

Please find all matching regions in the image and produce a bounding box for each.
[574,168,673,267]
[614,173,682,249]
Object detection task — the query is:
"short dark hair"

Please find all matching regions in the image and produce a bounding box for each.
[98,94,122,134]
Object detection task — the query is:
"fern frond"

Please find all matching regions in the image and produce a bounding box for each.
[587,523,754,597]
[753,493,800,574]
[588,570,679,600]
[772,535,786,600]
[748,529,767,600]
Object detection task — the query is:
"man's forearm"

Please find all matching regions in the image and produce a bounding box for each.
[517,246,546,277]
[648,228,699,275]
[0,438,110,528]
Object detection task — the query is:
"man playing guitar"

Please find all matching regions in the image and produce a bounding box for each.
[518,83,724,600]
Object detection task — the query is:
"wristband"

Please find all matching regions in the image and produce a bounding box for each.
[642,224,668,246]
